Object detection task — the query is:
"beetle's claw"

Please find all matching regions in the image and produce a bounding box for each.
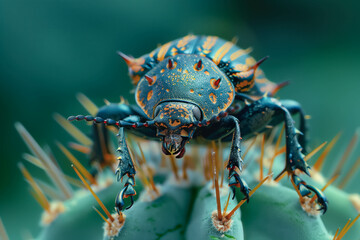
[305,184,328,214]
[317,204,328,214]
[115,187,126,213]
[126,196,134,210]
[115,180,136,213]
[291,174,328,214]
[230,185,237,200]
[228,170,250,202]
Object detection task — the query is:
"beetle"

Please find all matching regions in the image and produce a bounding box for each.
[68,35,328,214]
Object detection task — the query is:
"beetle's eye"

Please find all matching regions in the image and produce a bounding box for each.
[192,107,202,121]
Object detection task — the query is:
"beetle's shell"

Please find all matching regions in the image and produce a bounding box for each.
[136,54,234,121]
[126,35,277,97]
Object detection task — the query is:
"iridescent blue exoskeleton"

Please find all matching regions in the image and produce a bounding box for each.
[68,35,328,214]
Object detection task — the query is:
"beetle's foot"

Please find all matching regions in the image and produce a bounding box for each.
[115,176,136,213]
[305,184,328,214]
[228,170,251,202]
[291,174,328,214]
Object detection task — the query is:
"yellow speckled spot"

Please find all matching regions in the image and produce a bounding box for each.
[147,90,153,101]
[169,119,181,127]
[209,93,217,104]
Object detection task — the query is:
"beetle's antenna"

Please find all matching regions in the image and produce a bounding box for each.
[67,115,156,129]
[54,113,93,146]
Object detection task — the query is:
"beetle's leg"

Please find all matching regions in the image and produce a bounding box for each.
[234,96,327,213]
[279,99,307,154]
[88,103,154,174]
[226,116,251,202]
[235,97,309,176]
[69,103,158,212]
[291,174,328,214]
[115,127,137,212]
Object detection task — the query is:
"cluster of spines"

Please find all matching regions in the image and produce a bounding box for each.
[8,93,360,239]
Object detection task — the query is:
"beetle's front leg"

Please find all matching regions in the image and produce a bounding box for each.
[114,127,137,213]
[226,116,251,201]
[90,103,142,171]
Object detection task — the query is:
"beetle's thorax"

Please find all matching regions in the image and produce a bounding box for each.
[135,54,235,121]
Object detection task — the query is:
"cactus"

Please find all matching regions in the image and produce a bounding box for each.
[7,95,360,240]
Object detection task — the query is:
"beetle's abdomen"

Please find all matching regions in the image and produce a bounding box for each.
[135,54,234,121]
[126,35,277,97]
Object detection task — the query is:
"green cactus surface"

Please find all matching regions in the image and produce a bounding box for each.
[10,107,360,240]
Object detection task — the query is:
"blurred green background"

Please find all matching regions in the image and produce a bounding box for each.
[0,0,359,239]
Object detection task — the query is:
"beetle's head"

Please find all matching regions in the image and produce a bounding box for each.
[153,101,202,158]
